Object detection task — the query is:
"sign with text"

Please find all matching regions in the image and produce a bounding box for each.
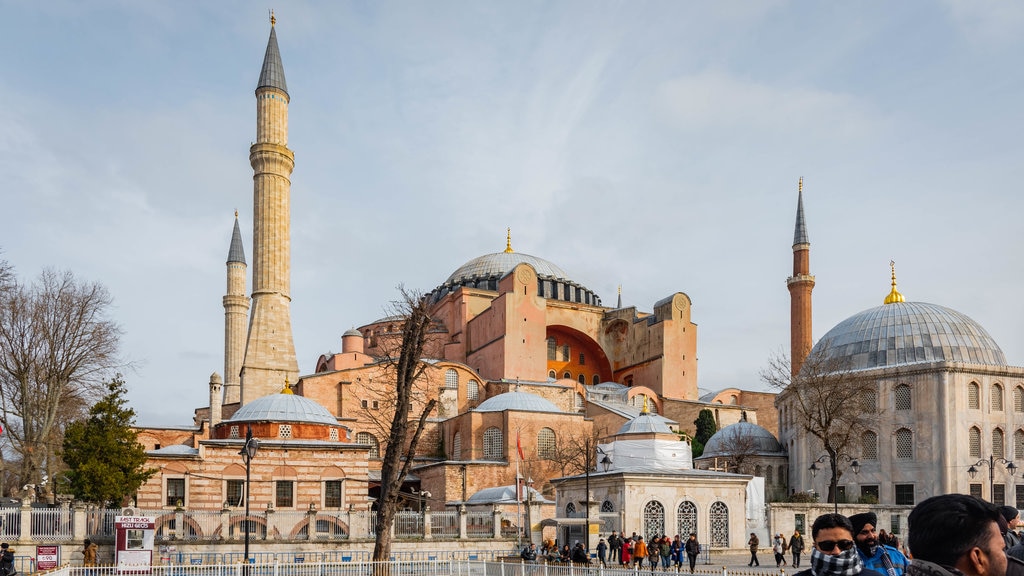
[115,515,155,573]
[36,546,59,571]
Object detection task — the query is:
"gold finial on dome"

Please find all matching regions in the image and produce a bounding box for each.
[504,228,514,253]
[270,10,276,27]
[281,376,293,394]
[883,260,905,305]
[641,396,649,414]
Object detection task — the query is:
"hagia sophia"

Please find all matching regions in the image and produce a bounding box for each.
[133,21,1024,547]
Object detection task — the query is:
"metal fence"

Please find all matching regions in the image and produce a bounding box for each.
[432,511,458,538]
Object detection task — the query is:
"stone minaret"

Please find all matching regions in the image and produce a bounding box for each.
[223,212,248,405]
[240,17,300,404]
[209,372,223,427]
[787,177,815,377]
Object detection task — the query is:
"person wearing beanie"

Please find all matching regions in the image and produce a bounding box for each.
[1001,506,1022,549]
[849,512,909,576]
[791,513,885,576]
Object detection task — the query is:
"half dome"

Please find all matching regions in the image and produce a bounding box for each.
[813,301,1006,371]
[701,421,784,459]
[473,391,562,414]
[229,393,338,425]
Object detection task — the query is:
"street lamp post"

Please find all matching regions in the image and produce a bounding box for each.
[809,453,860,514]
[968,455,1016,502]
[239,426,260,570]
[584,437,592,554]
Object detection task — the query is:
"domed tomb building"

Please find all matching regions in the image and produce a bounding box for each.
[695,420,788,502]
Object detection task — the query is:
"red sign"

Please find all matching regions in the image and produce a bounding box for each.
[36,546,59,571]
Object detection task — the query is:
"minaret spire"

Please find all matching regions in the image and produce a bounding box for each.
[240,21,299,404]
[616,285,622,309]
[504,228,514,253]
[223,212,248,405]
[787,177,815,377]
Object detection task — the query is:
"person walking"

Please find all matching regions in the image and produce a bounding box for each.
[748,533,760,567]
[82,539,98,568]
[621,536,633,566]
[774,533,787,567]
[609,532,621,564]
[671,536,684,572]
[597,538,608,567]
[634,536,648,569]
[660,536,672,571]
[789,530,805,568]
[685,533,701,574]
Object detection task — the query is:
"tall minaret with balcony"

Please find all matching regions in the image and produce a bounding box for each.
[223,212,248,405]
[240,15,300,403]
[787,178,815,377]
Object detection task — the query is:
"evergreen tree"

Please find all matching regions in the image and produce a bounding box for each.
[692,409,717,459]
[61,375,155,505]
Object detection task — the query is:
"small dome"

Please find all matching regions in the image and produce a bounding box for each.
[814,301,1006,371]
[616,413,674,436]
[474,391,562,414]
[229,393,338,425]
[149,444,198,456]
[465,484,549,505]
[701,422,784,459]
[343,328,362,337]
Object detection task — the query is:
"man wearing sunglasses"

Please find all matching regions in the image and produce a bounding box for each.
[850,512,909,576]
[792,513,885,576]
[906,494,1006,576]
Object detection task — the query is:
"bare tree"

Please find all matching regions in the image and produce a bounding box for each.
[761,343,875,503]
[714,425,762,474]
[0,268,122,490]
[372,288,438,562]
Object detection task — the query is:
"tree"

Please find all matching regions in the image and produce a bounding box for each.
[713,424,761,473]
[760,344,876,503]
[372,288,438,562]
[0,267,123,492]
[61,375,155,505]
[692,409,717,459]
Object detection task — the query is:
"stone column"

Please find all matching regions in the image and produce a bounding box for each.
[423,506,432,540]
[19,500,31,545]
[492,508,502,539]
[459,505,468,540]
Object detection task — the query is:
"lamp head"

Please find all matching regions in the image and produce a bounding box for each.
[967,465,979,479]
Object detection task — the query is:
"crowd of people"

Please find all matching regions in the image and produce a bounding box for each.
[520,493,1020,576]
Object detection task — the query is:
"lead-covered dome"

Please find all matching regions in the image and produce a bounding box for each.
[474,391,562,413]
[702,422,785,458]
[813,301,1006,371]
[229,393,338,425]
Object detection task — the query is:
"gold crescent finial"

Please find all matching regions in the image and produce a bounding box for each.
[883,260,905,304]
[618,285,622,295]
[270,10,276,27]
[234,209,239,219]
[641,396,649,414]
[798,176,803,193]
[504,228,514,253]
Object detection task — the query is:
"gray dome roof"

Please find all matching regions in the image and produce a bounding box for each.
[814,301,1006,371]
[149,444,198,456]
[343,328,362,337]
[474,391,562,414]
[229,393,338,425]
[446,252,571,284]
[466,484,549,505]
[701,422,784,458]
[616,413,674,436]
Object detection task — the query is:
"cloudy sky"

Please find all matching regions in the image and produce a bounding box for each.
[2,1,1022,426]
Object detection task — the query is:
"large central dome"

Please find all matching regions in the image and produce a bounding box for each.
[813,301,1006,371]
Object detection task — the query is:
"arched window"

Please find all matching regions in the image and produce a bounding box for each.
[1015,430,1024,459]
[993,384,1004,411]
[601,500,615,513]
[452,432,462,460]
[575,393,585,412]
[895,428,913,459]
[677,501,698,538]
[862,431,878,460]
[643,500,665,539]
[1015,387,1024,413]
[970,426,982,458]
[766,465,774,485]
[592,375,600,385]
[537,428,556,460]
[861,388,878,412]
[355,432,379,458]
[993,428,1005,459]
[754,465,762,477]
[565,502,577,517]
[483,427,503,460]
[563,372,572,379]
[777,466,785,487]
[548,370,556,379]
[562,345,570,362]
[547,338,557,361]
[894,384,911,410]
[445,369,458,390]
[709,501,729,547]
[969,382,981,409]
[578,374,586,384]
[467,380,479,401]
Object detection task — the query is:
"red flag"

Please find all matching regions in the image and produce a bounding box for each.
[517,430,525,460]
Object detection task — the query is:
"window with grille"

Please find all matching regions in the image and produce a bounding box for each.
[894,484,915,506]
[894,384,911,410]
[537,428,556,460]
[994,429,1005,459]
[1016,387,1024,413]
[483,427,503,459]
[565,502,577,517]
[862,388,878,412]
[445,369,458,389]
[467,380,479,401]
[276,481,294,508]
[862,431,879,460]
[226,479,244,507]
[677,501,697,537]
[778,466,785,487]
[709,501,730,547]
[278,424,292,438]
[579,353,586,365]
[969,382,980,409]
[330,428,339,441]
[970,427,982,458]
[325,480,343,508]
[970,484,983,499]
[1015,430,1024,459]
[1017,485,1024,510]
[993,384,1004,411]
[794,514,806,535]
[356,432,379,458]
[229,426,240,439]
[861,485,879,501]
[166,478,185,507]
[643,500,665,540]
[891,516,901,536]
[602,500,615,513]
[452,432,462,460]
[562,345,570,362]
[895,428,913,459]
[995,484,1007,506]
[547,338,557,361]
[765,466,773,485]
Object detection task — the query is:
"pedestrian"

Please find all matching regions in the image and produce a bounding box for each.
[672,535,684,571]
[634,536,648,569]
[660,536,672,571]
[0,544,15,576]
[850,512,909,576]
[748,532,760,567]
[1002,507,1023,550]
[521,542,538,563]
[906,494,1006,576]
[774,533,787,567]
[597,538,608,567]
[609,531,621,564]
[572,542,589,565]
[791,513,885,576]
[685,533,701,574]
[789,530,805,568]
[82,539,98,568]
[622,536,633,566]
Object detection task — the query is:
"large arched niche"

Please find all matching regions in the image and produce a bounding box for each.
[545,325,611,384]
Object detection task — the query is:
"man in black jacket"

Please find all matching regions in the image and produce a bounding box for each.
[906,495,1006,576]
